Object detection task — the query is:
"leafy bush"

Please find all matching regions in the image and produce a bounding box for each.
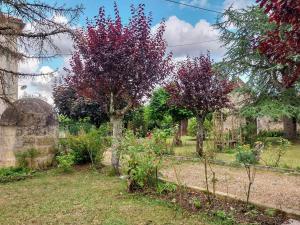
[59,124,111,166]
[257,130,284,138]
[151,129,173,155]
[188,117,213,137]
[188,117,197,136]
[156,182,177,194]
[235,145,258,165]
[59,115,94,135]
[15,148,40,169]
[214,210,234,224]
[120,131,163,191]
[56,152,75,172]
[192,198,202,209]
[0,167,31,183]
[260,137,290,167]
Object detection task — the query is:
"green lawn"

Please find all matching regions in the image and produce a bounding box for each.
[0,168,226,225]
[173,136,300,169]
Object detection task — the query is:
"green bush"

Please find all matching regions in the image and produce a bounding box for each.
[151,129,173,155]
[56,152,75,172]
[257,130,284,138]
[192,198,202,209]
[188,117,212,137]
[214,210,234,224]
[188,117,197,136]
[235,145,258,165]
[156,182,177,194]
[59,124,111,166]
[0,167,31,183]
[120,131,163,191]
[59,115,94,135]
[261,137,290,167]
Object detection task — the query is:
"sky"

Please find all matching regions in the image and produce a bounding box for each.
[18,0,255,104]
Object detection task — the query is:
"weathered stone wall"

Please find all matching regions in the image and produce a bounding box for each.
[0,98,59,168]
[0,126,17,167]
[257,116,300,133]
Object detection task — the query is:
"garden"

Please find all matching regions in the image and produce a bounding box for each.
[1,0,300,225]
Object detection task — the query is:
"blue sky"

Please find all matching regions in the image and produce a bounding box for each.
[19,0,254,103]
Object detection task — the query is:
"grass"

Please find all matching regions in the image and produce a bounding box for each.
[172,136,300,169]
[0,167,230,225]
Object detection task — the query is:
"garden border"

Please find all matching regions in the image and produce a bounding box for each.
[159,176,300,219]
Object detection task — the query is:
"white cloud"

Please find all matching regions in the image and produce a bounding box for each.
[156,16,224,59]
[17,15,74,104]
[18,58,39,74]
[180,0,208,7]
[223,0,254,10]
[18,63,59,104]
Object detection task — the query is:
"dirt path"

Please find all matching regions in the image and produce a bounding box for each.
[161,161,300,215]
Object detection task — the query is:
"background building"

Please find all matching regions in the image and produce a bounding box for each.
[0,14,24,115]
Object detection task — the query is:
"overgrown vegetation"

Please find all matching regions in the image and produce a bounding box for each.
[58,124,111,167]
[0,167,32,183]
[56,152,75,173]
[120,131,165,191]
[15,148,40,169]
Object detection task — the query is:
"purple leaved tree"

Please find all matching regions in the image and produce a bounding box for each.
[66,3,173,174]
[166,54,234,156]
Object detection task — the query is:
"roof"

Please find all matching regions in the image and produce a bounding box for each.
[0,98,58,127]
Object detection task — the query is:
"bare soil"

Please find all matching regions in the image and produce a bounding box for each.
[161,161,300,216]
[144,186,288,225]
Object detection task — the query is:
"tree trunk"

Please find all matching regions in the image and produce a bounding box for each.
[196,115,204,157]
[283,116,297,140]
[180,118,188,136]
[245,117,257,146]
[111,115,123,175]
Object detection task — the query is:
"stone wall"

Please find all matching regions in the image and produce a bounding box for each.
[0,98,59,168]
[0,126,17,167]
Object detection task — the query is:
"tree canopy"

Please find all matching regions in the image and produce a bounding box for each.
[166,54,233,155]
[257,0,300,87]
[65,3,173,173]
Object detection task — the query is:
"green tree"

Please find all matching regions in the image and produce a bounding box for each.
[148,88,192,145]
[215,6,300,139]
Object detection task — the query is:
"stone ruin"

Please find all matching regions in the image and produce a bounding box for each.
[0,98,59,168]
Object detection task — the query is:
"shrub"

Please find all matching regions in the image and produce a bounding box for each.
[192,198,202,209]
[151,129,173,155]
[260,137,290,167]
[188,117,213,137]
[235,144,261,206]
[0,167,31,183]
[120,131,163,191]
[56,152,75,172]
[156,182,177,194]
[59,115,94,135]
[188,117,197,136]
[235,145,258,165]
[214,210,234,224]
[257,130,284,138]
[59,124,111,166]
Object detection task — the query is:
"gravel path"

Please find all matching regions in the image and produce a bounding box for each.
[161,161,300,215]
